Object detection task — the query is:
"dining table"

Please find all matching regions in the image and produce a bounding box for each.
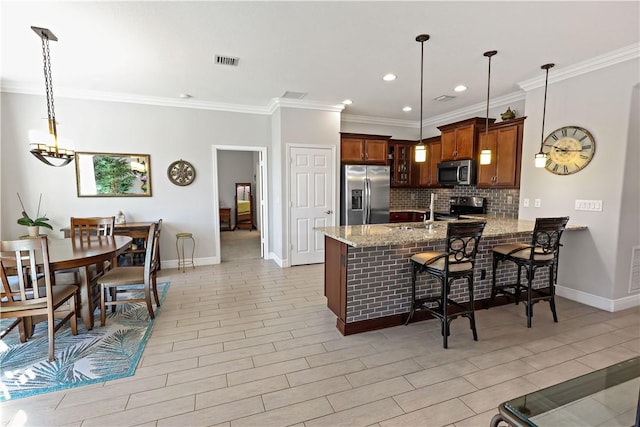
[47,235,132,329]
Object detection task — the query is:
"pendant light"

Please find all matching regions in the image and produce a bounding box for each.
[414,34,430,163]
[534,63,555,168]
[29,26,74,167]
[479,50,497,165]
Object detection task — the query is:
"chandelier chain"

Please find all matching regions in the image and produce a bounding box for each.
[41,34,56,130]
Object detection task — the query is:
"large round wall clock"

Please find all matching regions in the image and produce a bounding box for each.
[542,126,595,175]
[167,159,196,186]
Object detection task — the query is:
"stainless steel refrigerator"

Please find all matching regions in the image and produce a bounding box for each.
[340,165,390,226]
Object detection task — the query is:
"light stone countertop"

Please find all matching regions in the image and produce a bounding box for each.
[315,216,587,248]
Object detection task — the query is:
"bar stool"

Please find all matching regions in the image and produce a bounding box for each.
[176,232,195,272]
[488,217,569,327]
[405,221,486,348]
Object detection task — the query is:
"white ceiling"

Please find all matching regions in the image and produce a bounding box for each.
[1,1,639,123]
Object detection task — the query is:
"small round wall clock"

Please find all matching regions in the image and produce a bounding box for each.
[167,159,196,186]
[542,126,596,175]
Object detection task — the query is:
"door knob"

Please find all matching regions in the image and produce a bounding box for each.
[324,210,333,214]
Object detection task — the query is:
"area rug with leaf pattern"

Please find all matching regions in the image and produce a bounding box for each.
[0,282,169,402]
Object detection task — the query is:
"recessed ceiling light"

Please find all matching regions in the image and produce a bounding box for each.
[383,74,397,81]
[454,85,467,92]
[342,99,353,105]
[402,106,412,112]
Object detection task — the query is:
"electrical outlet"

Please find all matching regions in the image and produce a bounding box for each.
[523,198,530,208]
[410,192,415,201]
[507,196,513,204]
[535,199,541,208]
[434,193,438,200]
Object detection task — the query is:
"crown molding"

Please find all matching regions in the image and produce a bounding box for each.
[267,98,345,114]
[341,114,417,128]
[0,82,274,115]
[343,91,526,129]
[0,82,347,116]
[421,92,526,128]
[518,42,640,91]
[3,43,636,122]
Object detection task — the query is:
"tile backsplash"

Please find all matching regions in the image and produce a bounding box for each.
[390,187,520,218]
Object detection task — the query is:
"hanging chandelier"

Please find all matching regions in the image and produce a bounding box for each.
[479,50,497,165]
[534,63,555,168]
[414,34,430,163]
[29,26,74,167]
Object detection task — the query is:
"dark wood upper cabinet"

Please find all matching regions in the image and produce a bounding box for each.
[340,133,389,164]
[438,117,494,161]
[477,117,526,189]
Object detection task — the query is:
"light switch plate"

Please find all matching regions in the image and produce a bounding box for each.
[523,198,530,208]
[575,199,603,211]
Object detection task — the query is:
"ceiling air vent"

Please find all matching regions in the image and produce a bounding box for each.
[282,91,307,99]
[214,54,239,67]
[434,95,455,102]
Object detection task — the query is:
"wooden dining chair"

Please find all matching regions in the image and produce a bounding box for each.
[70,216,116,238]
[0,236,78,361]
[98,220,162,326]
[59,216,117,284]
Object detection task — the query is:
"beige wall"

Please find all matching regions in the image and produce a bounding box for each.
[0,93,270,265]
[519,58,640,309]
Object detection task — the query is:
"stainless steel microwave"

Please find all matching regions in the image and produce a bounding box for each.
[437,159,477,186]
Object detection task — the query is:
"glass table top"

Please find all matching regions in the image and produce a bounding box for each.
[497,357,640,427]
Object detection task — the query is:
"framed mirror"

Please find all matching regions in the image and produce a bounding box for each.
[235,182,255,230]
[75,152,152,197]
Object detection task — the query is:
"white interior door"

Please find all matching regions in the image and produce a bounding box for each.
[290,146,334,266]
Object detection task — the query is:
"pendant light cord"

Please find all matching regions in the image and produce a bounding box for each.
[539,63,555,153]
[540,67,550,148]
[419,39,424,144]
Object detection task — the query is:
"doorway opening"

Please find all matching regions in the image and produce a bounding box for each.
[212,145,269,264]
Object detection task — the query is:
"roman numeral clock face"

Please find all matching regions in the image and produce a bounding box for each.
[542,126,596,175]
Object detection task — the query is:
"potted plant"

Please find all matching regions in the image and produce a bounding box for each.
[17,193,53,237]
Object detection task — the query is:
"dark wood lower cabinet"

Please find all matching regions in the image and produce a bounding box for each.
[324,236,347,331]
[389,211,425,223]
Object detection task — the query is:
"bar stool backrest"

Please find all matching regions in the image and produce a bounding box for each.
[530,217,570,260]
[445,221,486,269]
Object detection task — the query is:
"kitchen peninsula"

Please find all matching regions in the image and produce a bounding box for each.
[315,217,586,335]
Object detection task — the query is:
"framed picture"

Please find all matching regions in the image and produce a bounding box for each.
[75,152,152,197]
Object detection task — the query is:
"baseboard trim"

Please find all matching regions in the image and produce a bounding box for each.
[555,285,640,312]
[269,252,286,267]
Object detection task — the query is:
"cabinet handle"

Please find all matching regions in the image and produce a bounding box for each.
[324,210,333,214]
[361,153,365,160]
[365,153,368,159]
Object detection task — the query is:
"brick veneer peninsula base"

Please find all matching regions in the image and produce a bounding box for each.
[321,220,584,335]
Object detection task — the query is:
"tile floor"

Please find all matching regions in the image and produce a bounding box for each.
[1,260,639,427]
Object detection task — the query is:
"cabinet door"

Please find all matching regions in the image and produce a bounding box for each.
[477,130,497,187]
[341,138,365,163]
[494,126,518,187]
[389,212,412,223]
[392,143,411,186]
[441,129,456,161]
[364,139,389,164]
[455,124,475,159]
[428,141,442,187]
